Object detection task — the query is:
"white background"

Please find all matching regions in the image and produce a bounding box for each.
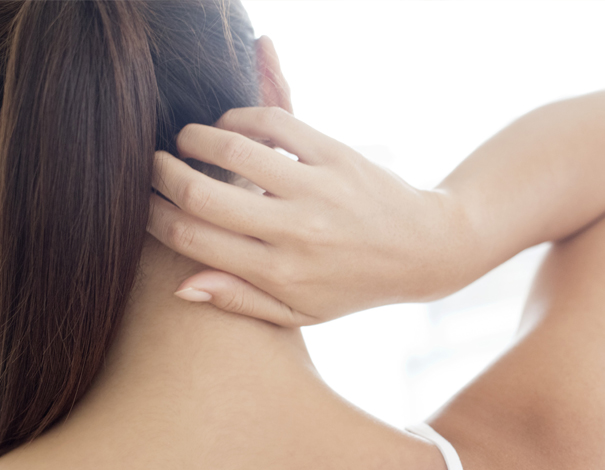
[242,0,605,428]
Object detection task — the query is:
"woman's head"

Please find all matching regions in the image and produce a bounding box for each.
[0,0,289,455]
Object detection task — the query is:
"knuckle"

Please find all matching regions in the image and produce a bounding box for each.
[279,308,300,328]
[272,223,295,243]
[259,106,289,128]
[221,287,246,314]
[166,219,197,251]
[219,108,238,128]
[154,150,173,164]
[222,135,253,168]
[334,180,358,204]
[300,215,331,245]
[268,262,298,289]
[180,180,211,215]
[176,123,202,151]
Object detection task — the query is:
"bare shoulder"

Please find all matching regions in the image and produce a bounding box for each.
[430,214,605,470]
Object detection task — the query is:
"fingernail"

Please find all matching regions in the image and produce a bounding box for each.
[174,287,212,302]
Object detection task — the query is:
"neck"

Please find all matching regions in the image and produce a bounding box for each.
[3,236,444,470]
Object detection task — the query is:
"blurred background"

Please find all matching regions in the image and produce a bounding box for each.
[241,0,605,428]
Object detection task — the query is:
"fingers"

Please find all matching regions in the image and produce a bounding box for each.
[216,107,347,165]
[176,122,311,198]
[153,151,284,239]
[173,270,319,327]
[148,194,268,280]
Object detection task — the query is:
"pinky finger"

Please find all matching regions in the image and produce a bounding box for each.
[173,270,318,328]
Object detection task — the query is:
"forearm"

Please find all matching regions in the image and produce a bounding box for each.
[151,103,605,323]
[437,90,605,284]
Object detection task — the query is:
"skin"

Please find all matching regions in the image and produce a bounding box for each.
[431,213,605,470]
[4,34,605,469]
[8,100,605,470]
[0,232,444,470]
[5,179,605,470]
[146,41,605,467]
[0,35,446,470]
[150,92,605,326]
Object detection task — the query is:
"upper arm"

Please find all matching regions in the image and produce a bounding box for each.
[428,214,605,470]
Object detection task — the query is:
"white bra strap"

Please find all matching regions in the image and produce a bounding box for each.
[405,423,464,470]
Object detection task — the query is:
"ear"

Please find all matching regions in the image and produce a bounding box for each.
[255,36,293,114]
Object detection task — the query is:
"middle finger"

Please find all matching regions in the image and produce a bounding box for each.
[153,151,285,241]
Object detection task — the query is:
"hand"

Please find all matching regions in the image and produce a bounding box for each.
[148,107,469,326]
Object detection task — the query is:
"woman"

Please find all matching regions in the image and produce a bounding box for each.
[147,24,605,470]
[0,1,603,469]
[150,99,605,470]
[0,0,446,467]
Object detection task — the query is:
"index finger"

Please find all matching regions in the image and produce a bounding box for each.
[216,107,351,166]
[176,123,311,198]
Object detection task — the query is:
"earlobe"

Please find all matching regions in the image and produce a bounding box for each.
[255,35,293,114]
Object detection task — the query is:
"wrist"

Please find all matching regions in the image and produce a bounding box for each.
[421,188,479,300]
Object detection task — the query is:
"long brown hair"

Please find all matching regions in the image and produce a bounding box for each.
[0,0,258,455]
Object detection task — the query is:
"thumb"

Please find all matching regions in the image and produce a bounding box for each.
[174,270,317,328]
